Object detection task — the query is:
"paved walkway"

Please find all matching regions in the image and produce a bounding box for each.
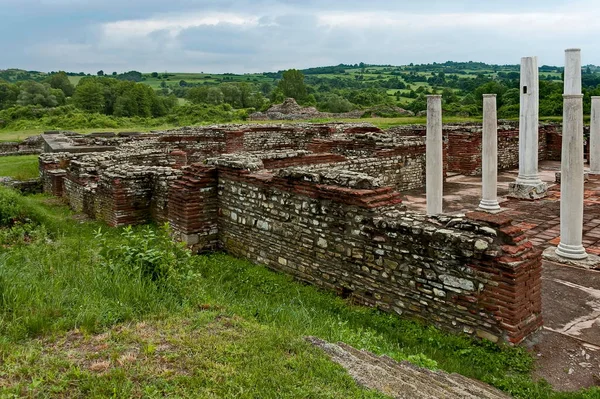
[308,337,510,399]
[402,161,600,391]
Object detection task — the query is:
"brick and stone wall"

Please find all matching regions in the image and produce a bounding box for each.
[216,163,542,344]
[35,122,545,344]
[387,122,563,176]
[446,123,548,176]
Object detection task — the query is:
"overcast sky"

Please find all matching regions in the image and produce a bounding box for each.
[1,0,599,73]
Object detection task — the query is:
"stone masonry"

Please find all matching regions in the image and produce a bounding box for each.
[38,122,547,343]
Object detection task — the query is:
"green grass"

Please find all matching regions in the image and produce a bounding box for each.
[67,75,83,86]
[0,188,598,397]
[0,155,39,179]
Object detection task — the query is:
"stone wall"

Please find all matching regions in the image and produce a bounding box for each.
[0,136,43,156]
[35,122,545,344]
[216,163,542,344]
[445,123,549,176]
[386,122,568,176]
[0,177,42,194]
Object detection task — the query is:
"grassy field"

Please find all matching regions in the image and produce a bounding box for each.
[142,72,274,90]
[0,185,599,397]
[0,155,39,179]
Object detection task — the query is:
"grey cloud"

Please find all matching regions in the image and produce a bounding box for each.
[2,0,600,73]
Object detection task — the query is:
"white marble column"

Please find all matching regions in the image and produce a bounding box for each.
[589,96,600,174]
[556,48,587,260]
[509,56,548,199]
[564,49,582,95]
[479,94,501,211]
[426,95,443,215]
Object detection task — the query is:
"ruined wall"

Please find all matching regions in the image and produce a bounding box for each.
[39,153,73,197]
[241,125,335,151]
[35,123,545,343]
[543,124,563,161]
[167,164,219,251]
[0,136,43,156]
[446,124,548,176]
[216,164,542,344]
[102,167,181,227]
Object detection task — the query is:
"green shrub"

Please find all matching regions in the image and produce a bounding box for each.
[95,224,194,293]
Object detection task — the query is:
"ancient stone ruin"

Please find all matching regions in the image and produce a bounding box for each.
[248,97,413,120]
[37,121,562,344]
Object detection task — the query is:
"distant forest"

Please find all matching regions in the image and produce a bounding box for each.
[2,61,600,130]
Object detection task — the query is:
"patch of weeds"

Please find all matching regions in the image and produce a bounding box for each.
[95,224,196,295]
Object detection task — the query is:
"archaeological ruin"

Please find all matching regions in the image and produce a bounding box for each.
[35,119,563,345]
[26,49,600,353]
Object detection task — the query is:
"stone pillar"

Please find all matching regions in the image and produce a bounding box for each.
[589,96,600,174]
[564,48,582,95]
[478,94,501,212]
[556,48,587,260]
[426,95,443,215]
[508,56,548,199]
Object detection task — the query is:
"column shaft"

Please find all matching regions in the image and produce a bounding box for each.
[564,49,582,95]
[556,94,587,259]
[516,56,541,184]
[426,95,443,215]
[557,48,586,259]
[479,94,500,211]
[509,56,547,199]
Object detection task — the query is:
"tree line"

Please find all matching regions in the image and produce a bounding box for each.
[3,64,600,130]
[0,72,177,118]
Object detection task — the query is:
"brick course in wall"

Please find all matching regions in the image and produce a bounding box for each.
[167,164,219,251]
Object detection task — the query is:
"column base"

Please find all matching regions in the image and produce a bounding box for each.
[555,171,589,184]
[477,199,502,213]
[507,181,548,200]
[555,242,588,259]
[543,247,600,269]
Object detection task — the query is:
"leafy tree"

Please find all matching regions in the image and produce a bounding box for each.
[318,93,355,113]
[220,83,241,107]
[151,72,159,78]
[206,87,224,105]
[46,71,75,97]
[97,70,104,77]
[16,81,62,107]
[277,69,308,103]
[116,71,143,82]
[187,86,224,105]
[474,81,508,109]
[406,94,427,113]
[270,87,285,103]
[0,82,20,109]
[501,88,520,107]
[260,82,272,96]
[73,79,105,113]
